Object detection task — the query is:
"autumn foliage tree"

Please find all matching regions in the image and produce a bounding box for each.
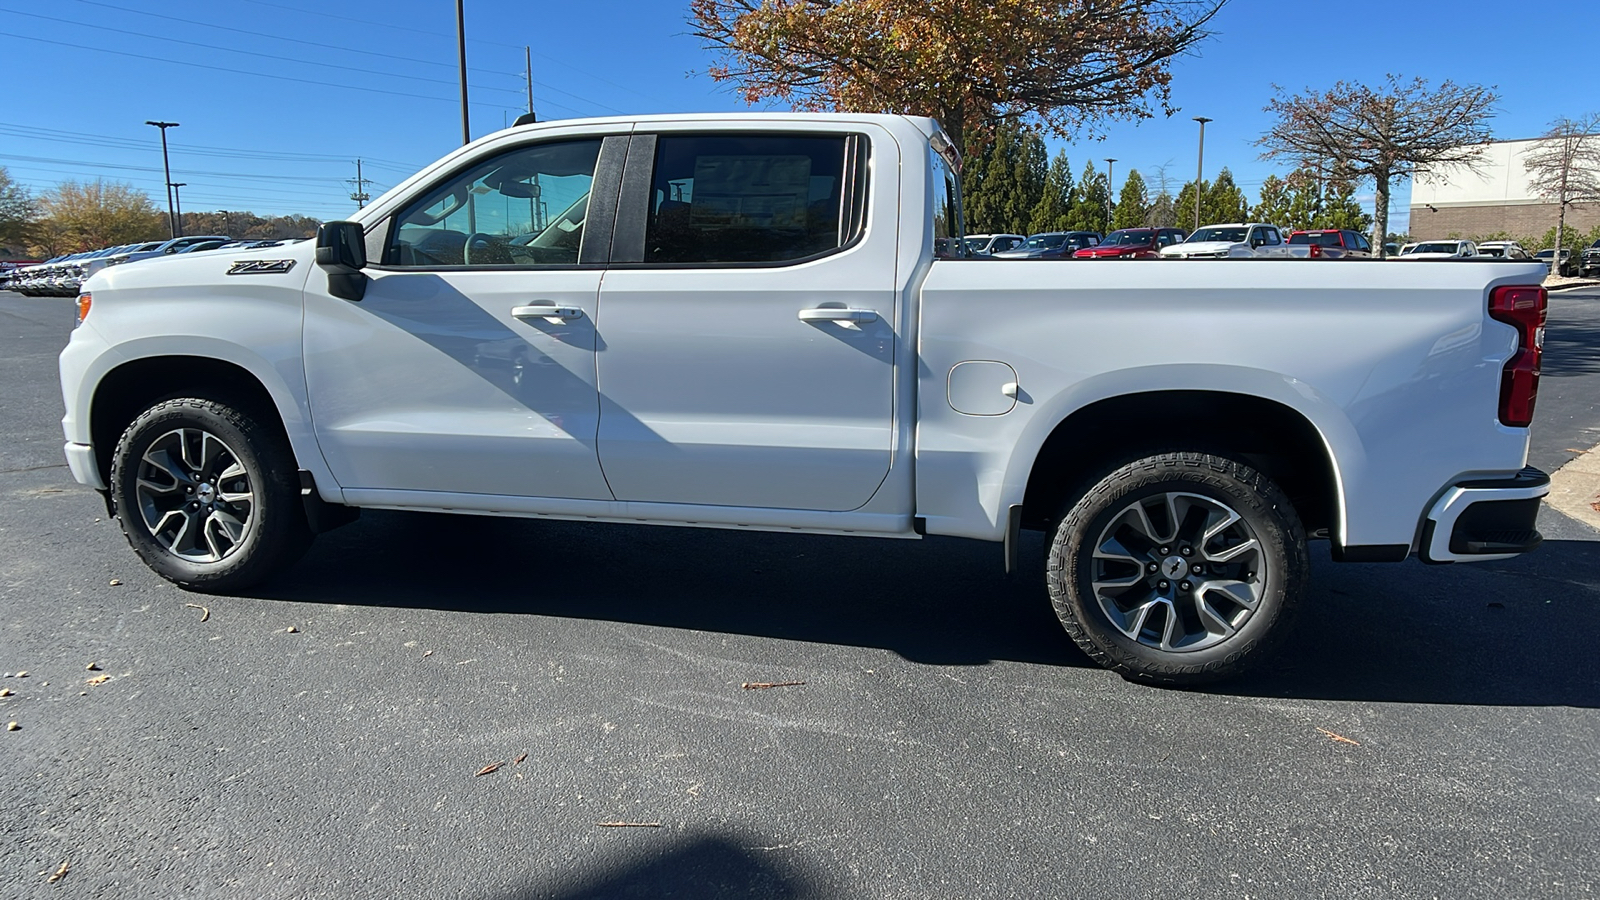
[0,167,36,256]
[34,180,162,255]
[689,0,1227,157]
[1258,75,1497,256]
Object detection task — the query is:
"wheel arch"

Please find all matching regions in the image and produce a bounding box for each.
[1016,387,1347,546]
[87,350,335,502]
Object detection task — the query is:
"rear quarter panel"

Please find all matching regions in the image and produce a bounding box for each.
[915,259,1544,547]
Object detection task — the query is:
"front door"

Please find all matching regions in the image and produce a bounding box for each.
[594,129,897,512]
[303,136,619,501]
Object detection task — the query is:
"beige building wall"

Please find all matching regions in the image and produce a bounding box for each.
[1408,138,1600,240]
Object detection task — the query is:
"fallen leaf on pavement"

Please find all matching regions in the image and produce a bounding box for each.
[421,650,433,658]
[513,753,528,765]
[46,859,69,883]
[742,681,805,690]
[0,688,12,697]
[1316,727,1361,746]
[86,662,100,671]
[6,722,18,731]
[184,603,210,622]
[475,761,503,777]
[596,822,661,828]
[86,675,111,686]
[285,626,299,633]
[108,579,121,586]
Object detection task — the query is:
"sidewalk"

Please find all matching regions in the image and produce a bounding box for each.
[1547,440,1600,531]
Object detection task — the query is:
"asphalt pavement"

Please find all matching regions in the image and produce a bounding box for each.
[1,289,1597,899]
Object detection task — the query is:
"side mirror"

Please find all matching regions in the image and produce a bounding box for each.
[315,221,368,301]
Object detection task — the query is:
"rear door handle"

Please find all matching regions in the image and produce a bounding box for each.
[798,307,877,324]
[512,303,584,321]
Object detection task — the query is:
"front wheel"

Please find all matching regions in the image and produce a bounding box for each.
[1047,452,1308,685]
[110,398,312,593]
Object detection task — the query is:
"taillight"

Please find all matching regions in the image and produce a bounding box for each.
[1488,284,1546,427]
[76,292,91,326]
[1309,243,1322,259]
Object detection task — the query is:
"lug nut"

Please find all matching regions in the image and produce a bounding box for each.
[1180,581,1192,592]
[1157,580,1170,591]
[1147,562,1159,573]
[1180,546,1193,556]
[1192,563,1204,574]
[1158,546,1170,555]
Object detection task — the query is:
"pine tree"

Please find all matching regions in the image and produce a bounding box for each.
[1202,168,1250,224]
[1029,150,1075,234]
[1111,170,1148,231]
[1067,160,1109,234]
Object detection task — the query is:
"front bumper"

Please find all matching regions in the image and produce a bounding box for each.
[1420,466,1548,563]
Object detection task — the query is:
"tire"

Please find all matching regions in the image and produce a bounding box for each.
[1046,451,1308,685]
[110,397,312,593]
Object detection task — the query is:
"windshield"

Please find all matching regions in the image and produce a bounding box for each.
[1187,227,1247,243]
[1022,233,1067,249]
[1288,232,1341,247]
[1102,230,1155,246]
[963,237,991,253]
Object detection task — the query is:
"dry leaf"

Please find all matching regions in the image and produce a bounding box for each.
[184,603,210,622]
[421,650,434,658]
[285,626,299,634]
[108,579,122,586]
[596,821,661,828]
[1316,727,1361,746]
[474,761,503,777]
[86,662,100,671]
[6,722,18,731]
[742,681,805,690]
[513,753,528,765]
[46,859,69,883]
[0,688,12,698]
[86,675,111,686]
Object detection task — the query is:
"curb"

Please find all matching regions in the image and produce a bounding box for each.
[1547,441,1600,532]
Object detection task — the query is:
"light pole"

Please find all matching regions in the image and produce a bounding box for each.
[170,183,186,237]
[145,120,179,239]
[1104,157,1117,227]
[1192,116,1212,233]
[456,0,470,145]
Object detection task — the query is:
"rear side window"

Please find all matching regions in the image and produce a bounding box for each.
[643,134,866,265]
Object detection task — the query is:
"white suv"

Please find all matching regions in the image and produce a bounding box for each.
[1160,223,1289,259]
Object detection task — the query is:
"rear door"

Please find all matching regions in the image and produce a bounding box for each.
[593,126,897,511]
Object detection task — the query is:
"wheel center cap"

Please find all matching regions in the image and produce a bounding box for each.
[1161,556,1187,579]
[196,483,216,504]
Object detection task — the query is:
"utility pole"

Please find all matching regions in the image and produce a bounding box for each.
[348,159,372,209]
[1104,157,1117,228]
[145,120,179,239]
[170,183,186,236]
[456,0,470,145]
[1192,116,1212,233]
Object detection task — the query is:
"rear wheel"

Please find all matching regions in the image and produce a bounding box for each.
[110,398,312,593]
[1047,452,1308,685]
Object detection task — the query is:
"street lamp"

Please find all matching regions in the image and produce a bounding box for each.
[1192,116,1212,233]
[1104,157,1117,227]
[170,183,186,237]
[145,120,179,239]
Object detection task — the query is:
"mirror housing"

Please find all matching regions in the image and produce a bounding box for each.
[315,221,368,301]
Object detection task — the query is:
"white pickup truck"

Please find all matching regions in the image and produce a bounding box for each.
[59,113,1551,684]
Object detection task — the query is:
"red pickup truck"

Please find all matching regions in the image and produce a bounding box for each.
[1073,227,1188,259]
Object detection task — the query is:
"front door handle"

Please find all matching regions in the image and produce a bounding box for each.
[798,307,878,324]
[512,303,585,322]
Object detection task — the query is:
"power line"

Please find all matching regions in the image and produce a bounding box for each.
[0,123,423,172]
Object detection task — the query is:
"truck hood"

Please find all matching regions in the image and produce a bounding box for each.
[1160,241,1243,257]
[84,239,314,294]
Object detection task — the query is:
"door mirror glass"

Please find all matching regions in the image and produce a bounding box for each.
[315,221,367,273]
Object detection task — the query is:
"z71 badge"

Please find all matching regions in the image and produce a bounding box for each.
[227,259,296,275]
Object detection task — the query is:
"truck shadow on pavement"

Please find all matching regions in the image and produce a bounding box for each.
[260,511,1599,708]
[484,832,827,900]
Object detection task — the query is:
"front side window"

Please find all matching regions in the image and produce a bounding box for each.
[388,139,602,267]
[643,133,864,265]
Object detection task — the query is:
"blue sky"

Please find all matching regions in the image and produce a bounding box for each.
[0,0,1583,233]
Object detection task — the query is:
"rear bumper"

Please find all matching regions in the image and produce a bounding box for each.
[1420,466,1548,563]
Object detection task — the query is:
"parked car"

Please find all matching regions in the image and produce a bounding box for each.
[1581,239,1600,277]
[1395,240,1478,260]
[64,111,1551,686]
[963,233,1026,256]
[1160,223,1290,259]
[1475,241,1533,261]
[1286,229,1373,259]
[1534,248,1576,277]
[1073,227,1187,259]
[992,231,1101,259]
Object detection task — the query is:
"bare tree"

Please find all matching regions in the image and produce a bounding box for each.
[1523,113,1600,264]
[689,0,1227,157]
[1257,75,1498,256]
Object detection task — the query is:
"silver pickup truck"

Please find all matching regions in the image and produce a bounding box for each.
[60,112,1550,684]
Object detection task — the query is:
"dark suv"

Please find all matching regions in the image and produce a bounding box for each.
[1581,239,1600,278]
[992,231,1102,260]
